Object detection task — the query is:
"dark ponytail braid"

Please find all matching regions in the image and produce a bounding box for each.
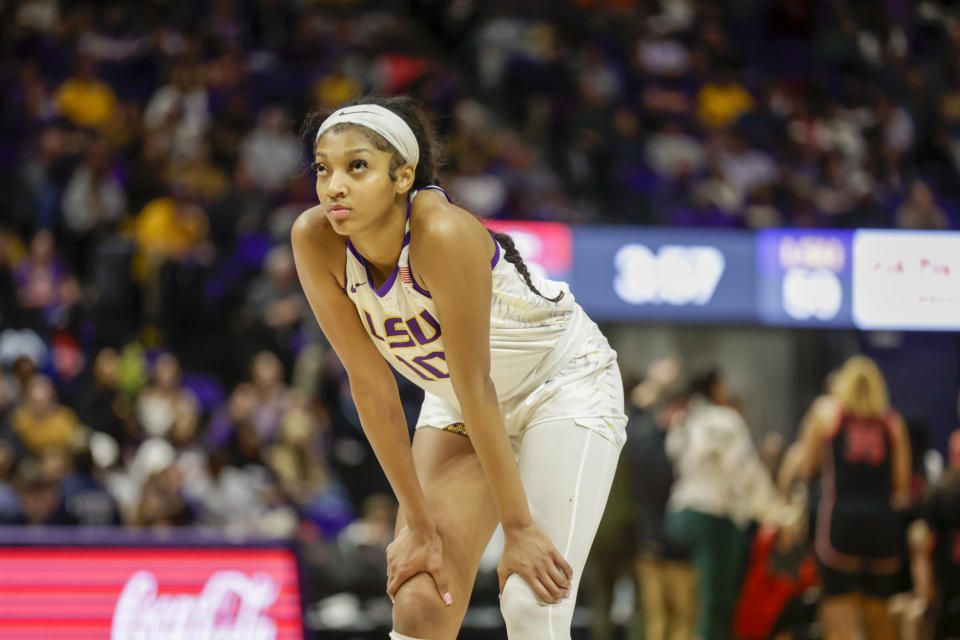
[489,231,565,303]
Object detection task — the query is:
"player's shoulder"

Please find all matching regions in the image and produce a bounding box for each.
[291,205,344,250]
[408,188,484,244]
[290,205,348,279]
[812,394,840,416]
[809,394,842,436]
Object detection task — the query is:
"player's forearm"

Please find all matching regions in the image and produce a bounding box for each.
[352,384,433,529]
[455,376,534,531]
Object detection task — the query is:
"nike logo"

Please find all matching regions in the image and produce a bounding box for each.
[350,281,367,293]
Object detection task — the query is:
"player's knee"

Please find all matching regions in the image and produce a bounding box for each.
[392,577,447,637]
[499,573,559,630]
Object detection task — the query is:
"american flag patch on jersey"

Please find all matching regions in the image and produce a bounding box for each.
[399,266,413,284]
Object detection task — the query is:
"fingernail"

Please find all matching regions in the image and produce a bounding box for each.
[443,592,453,606]
[565,589,571,598]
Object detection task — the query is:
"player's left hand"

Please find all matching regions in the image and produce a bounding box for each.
[498,523,573,604]
[385,523,452,606]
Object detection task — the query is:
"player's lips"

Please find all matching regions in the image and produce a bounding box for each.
[327,205,351,220]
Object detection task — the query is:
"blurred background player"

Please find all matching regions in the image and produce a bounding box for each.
[793,355,912,640]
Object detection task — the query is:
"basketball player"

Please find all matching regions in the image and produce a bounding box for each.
[793,355,911,640]
[290,96,626,640]
[900,429,960,640]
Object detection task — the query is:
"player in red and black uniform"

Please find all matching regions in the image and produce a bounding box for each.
[909,430,960,639]
[795,355,912,640]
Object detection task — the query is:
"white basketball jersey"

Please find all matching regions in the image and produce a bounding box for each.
[344,187,586,411]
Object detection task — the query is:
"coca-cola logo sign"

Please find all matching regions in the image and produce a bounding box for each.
[0,543,304,640]
[112,570,279,639]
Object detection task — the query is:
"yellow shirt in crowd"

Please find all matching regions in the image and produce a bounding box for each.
[11,406,81,455]
[54,78,117,128]
[697,82,754,130]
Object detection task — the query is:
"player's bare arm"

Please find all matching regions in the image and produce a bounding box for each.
[290,208,448,593]
[410,196,573,603]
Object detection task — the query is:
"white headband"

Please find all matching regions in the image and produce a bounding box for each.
[316,104,420,169]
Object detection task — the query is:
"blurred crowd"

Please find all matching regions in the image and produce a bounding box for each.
[2,0,960,637]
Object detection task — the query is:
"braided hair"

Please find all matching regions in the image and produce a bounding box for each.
[487,231,564,302]
[307,94,563,303]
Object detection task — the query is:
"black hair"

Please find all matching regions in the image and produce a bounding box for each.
[306,94,562,303]
[688,369,722,401]
[487,230,563,302]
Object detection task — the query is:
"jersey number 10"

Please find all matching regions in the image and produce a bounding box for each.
[364,309,449,381]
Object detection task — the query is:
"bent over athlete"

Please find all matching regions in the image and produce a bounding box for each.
[291,95,626,640]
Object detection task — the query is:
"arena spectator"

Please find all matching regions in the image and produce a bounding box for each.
[61,137,126,233]
[626,358,697,640]
[896,180,950,230]
[132,469,194,529]
[143,63,211,163]
[130,190,212,281]
[13,230,81,327]
[10,375,80,457]
[696,67,754,131]
[243,246,307,362]
[240,106,304,194]
[0,439,17,523]
[164,140,230,204]
[3,457,77,526]
[645,119,705,182]
[73,347,136,450]
[206,382,257,449]
[53,57,117,129]
[134,352,198,439]
[247,351,293,444]
[268,398,352,537]
[60,439,122,526]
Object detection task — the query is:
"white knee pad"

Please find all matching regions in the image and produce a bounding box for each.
[389,631,426,640]
[499,574,575,640]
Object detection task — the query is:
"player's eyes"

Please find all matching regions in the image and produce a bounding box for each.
[312,162,327,174]
[350,159,368,171]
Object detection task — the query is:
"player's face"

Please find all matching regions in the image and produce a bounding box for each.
[313,127,401,234]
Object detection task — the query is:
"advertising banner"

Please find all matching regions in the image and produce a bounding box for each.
[571,228,757,322]
[852,230,960,331]
[0,532,304,640]
[757,229,854,327]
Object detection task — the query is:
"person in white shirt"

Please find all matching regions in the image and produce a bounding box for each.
[665,369,783,640]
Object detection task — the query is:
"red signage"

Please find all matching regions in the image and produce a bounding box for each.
[483,220,574,279]
[0,546,303,639]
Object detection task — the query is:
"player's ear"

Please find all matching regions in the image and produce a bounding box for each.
[395,163,415,195]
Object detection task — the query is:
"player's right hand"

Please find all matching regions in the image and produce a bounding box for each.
[386,524,453,606]
[498,523,573,604]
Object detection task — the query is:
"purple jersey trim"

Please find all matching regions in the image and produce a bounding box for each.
[347,205,414,299]
[350,237,400,298]
[410,276,432,298]
[404,187,447,297]
[347,187,491,299]
[346,240,364,263]
[489,231,501,269]
[366,260,399,298]
[418,185,452,202]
